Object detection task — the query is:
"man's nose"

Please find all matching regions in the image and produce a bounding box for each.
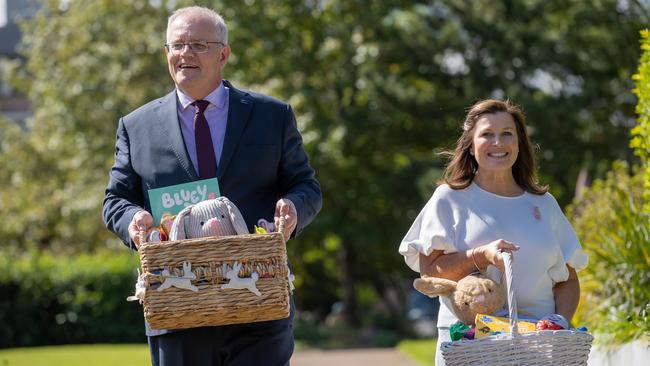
[178,44,194,55]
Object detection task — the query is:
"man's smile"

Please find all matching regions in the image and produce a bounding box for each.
[178,63,199,69]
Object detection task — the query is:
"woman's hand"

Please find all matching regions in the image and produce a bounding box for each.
[418,239,519,281]
[475,239,520,271]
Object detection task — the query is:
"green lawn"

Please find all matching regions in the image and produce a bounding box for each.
[0,341,436,366]
[397,339,436,366]
[0,344,150,366]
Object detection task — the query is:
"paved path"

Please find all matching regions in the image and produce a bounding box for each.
[291,348,419,366]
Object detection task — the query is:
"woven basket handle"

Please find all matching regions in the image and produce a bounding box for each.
[138,230,147,247]
[276,216,286,241]
[503,251,520,337]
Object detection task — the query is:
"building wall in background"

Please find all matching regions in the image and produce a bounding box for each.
[0,0,40,125]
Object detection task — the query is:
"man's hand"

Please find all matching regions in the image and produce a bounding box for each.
[128,210,154,249]
[274,198,297,240]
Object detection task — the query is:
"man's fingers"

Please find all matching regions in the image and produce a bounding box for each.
[275,199,294,221]
[139,212,154,224]
[130,210,154,247]
[274,199,297,238]
[280,202,290,216]
[134,211,154,230]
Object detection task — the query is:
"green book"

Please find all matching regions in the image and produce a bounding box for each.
[147,178,220,224]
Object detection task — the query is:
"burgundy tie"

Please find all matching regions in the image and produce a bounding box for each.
[192,100,217,179]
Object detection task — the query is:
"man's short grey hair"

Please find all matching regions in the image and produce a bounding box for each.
[166,6,228,44]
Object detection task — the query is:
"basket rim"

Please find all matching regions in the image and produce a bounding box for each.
[139,231,284,250]
[441,328,594,347]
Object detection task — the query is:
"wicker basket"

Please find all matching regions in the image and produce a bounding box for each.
[136,221,290,330]
[441,252,593,365]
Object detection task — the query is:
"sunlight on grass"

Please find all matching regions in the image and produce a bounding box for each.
[397,339,436,366]
[0,344,149,366]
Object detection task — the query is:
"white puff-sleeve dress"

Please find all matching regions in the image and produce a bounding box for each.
[398,182,588,328]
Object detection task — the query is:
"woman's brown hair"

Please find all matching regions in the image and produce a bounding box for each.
[441,99,548,195]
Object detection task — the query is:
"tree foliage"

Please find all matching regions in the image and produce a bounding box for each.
[1,0,647,328]
[568,30,650,345]
[568,162,649,344]
[217,0,649,324]
[1,0,171,252]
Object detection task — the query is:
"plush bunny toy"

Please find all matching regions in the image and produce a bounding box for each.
[414,272,506,326]
[169,197,249,240]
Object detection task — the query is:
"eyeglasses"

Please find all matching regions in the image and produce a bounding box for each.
[165,40,225,54]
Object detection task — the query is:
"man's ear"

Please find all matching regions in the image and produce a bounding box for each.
[219,45,231,65]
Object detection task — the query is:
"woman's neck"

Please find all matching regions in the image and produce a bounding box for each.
[473,171,524,197]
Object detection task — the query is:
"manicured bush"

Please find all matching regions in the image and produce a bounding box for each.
[568,162,649,344]
[0,250,144,347]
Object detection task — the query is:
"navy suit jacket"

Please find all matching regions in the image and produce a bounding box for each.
[103,80,322,250]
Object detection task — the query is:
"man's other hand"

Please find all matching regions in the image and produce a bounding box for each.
[274,198,297,240]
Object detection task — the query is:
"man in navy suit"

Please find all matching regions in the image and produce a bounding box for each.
[102,6,322,366]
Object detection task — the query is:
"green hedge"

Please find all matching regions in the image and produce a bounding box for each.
[0,248,408,348]
[0,250,145,348]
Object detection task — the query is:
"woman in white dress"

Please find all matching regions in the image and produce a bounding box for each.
[398,99,588,366]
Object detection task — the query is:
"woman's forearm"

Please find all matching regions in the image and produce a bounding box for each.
[418,250,478,281]
[553,265,580,323]
[418,239,520,281]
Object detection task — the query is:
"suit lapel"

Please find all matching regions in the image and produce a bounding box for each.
[156,90,199,180]
[218,80,253,179]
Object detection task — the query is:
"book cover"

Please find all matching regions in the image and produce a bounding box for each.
[147,178,220,224]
